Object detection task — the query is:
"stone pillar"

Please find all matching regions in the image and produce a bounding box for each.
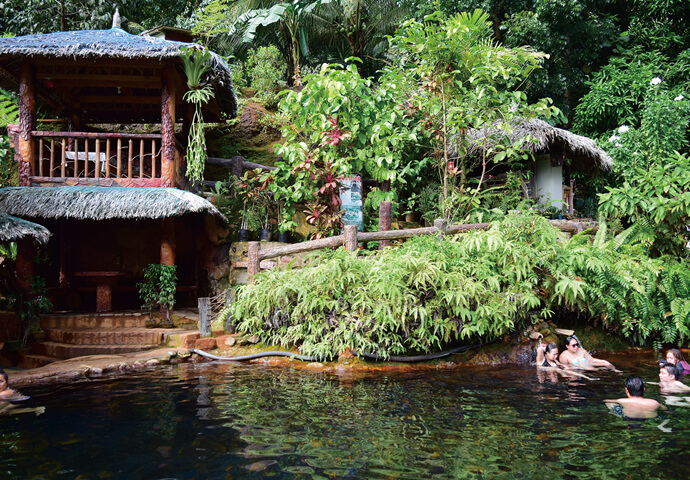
[18,62,36,186]
[160,218,176,266]
[161,65,176,188]
[160,217,176,320]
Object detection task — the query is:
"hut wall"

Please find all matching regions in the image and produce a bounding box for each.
[36,217,204,311]
[535,154,563,208]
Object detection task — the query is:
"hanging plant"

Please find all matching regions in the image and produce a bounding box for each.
[179,46,215,184]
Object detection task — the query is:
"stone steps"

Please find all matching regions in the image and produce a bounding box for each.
[40,313,148,330]
[31,341,158,359]
[45,328,164,346]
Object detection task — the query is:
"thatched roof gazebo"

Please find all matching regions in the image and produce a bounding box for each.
[0,213,51,245]
[0,27,237,123]
[0,186,225,221]
[451,118,612,171]
[0,24,237,188]
[449,118,611,213]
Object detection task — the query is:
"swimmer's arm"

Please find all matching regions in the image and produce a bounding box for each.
[536,346,546,366]
[558,369,598,381]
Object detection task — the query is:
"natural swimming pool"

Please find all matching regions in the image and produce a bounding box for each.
[2,353,690,479]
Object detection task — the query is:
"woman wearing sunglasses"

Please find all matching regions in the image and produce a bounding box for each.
[558,335,616,370]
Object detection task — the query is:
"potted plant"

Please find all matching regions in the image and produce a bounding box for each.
[137,264,177,328]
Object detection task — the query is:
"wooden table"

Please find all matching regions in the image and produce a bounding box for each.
[73,271,125,312]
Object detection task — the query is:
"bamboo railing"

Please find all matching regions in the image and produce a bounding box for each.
[31,131,163,181]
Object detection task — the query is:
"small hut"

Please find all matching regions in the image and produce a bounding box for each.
[0,19,235,314]
[450,118,612,213]
[0,22,237,188]
[0,187,225,312]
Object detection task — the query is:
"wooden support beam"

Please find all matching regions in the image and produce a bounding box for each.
[18,62,36,186]
[161,65,176,187]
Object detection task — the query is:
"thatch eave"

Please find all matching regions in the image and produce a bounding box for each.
[0,187,226,223]
[449,118,612,171]
[0,213,51,245]
[0,28,237,118]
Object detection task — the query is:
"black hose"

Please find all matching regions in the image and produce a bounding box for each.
[352,341,493,363]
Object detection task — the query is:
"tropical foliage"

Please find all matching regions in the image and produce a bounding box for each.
[225,213,690,358]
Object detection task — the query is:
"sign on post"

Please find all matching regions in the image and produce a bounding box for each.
[340,174,363,232]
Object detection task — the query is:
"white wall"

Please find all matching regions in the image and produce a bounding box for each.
[535,154,563,208]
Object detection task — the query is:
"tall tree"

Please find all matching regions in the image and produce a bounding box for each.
[308,0,407,77]
[0,0,200,35]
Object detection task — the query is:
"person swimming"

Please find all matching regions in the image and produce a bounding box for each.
[0,368,16,400]
[661,349,690,375]
[535,342,597,381]
[536,343,561,368]
[558,335,617,370]
[604,376,664,420]
[658,364,690,394]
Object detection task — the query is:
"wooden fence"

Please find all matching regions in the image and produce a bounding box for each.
[244,219,587,281]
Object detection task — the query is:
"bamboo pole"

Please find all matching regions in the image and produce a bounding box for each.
[127,139,133,178]
[138,139,144,178]
[106,138,111,178]
[151,139,157,179]
[60,139,66,177]
[38,138,43,176]
[49,138,55,176]
[94,138,101,178]
[84,138,89,178]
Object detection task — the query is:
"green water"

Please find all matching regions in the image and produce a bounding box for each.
[1,353,689,479]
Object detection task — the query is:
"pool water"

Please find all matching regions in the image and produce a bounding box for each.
[2,354,690,479]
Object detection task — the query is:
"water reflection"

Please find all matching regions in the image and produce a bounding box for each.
[0,359,689,479]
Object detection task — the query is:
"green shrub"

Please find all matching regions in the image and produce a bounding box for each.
[224,213,690,358]
[246,45,284,105]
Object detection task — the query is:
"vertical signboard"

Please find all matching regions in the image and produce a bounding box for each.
[340,174,363,232]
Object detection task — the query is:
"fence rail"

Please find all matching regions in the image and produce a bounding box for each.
[244,219,587,281]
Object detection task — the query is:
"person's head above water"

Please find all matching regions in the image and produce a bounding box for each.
[625,376,645,397]
[565,336,580,352]
[659,364,681,382]
[544,344,558,359]
[0,369,9,392]
[666,349,685,365]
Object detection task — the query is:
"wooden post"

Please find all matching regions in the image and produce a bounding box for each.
[18,62,36,186]
[15,239,33,294]
[434,218,448,238]
[161,65,176,187]
[344,224,358,251]
[247,241,261,282]
[198,297,211,337]
[232,156,243,180]
[378,200,392,249]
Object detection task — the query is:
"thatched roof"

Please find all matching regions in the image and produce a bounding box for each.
[450,118,612,171]
[0,28,237,121]
[0,213,51,244]
[0,187,226,222]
